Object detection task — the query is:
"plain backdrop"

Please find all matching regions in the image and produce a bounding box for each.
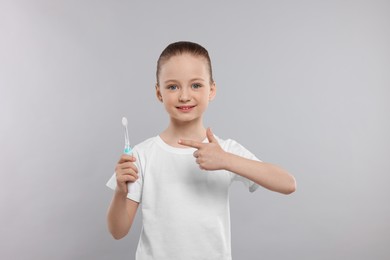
[1,0,389,259]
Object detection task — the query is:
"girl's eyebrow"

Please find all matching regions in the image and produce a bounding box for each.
[163,79,179,84]
[190,78,206,82]
[163,78,206,84]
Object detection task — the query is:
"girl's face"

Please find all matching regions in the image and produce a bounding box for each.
[156,53,216,124]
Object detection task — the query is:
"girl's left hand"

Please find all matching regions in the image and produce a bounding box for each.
[179,128,228,171]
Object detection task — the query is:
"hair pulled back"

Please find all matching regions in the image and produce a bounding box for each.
[156,41,214,85]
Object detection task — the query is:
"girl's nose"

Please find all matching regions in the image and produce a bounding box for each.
[179,88,191,102]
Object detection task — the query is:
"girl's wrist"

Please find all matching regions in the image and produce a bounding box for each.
[115,187,128,198]
[222,152,234,171]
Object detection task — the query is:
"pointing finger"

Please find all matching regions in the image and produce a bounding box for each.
[178,139,203,149]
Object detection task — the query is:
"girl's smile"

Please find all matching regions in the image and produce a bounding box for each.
[176,105,196,112]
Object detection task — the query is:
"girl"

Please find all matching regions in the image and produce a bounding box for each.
[106,41,296,260]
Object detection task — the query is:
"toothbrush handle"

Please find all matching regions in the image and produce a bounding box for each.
[124,146,133,155]
[124,145,137,193]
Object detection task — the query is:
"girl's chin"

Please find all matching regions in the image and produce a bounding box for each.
[169,115,203,124]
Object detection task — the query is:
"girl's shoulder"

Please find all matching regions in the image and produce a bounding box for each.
[133,136,159,154]
[215,135,256,158]
[214,135,242,152]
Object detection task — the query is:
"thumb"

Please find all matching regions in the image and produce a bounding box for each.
[206,127,217,143]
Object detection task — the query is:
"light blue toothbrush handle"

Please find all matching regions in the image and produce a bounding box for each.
[124,146,133,155]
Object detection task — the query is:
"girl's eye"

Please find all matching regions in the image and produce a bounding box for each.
[192,83,201,89]
[167,85,178,90]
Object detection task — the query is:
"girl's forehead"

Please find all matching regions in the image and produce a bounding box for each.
[160,54,209,79]
[162,53,207,67]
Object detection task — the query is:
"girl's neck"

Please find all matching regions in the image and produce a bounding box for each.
[160,118,207,147]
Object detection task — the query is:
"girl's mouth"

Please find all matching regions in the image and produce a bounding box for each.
[176,105,196,112]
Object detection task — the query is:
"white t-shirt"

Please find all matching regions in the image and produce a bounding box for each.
[106,135,261,260]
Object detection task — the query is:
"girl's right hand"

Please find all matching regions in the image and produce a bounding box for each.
[114,154,138,195]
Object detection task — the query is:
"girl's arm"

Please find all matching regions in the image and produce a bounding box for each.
[107,154,140,239]
[179,128,296,195]
[223,153,296,194]
[107,190,139,239]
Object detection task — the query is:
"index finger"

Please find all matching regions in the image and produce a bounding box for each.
[178,139,203,149]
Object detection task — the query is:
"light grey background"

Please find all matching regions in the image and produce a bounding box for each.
[1,0,389,259]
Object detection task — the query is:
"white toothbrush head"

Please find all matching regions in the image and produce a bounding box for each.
[122,116,130,148]
[122,117,128,127]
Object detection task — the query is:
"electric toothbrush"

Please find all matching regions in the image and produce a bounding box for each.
[122,117,132,155]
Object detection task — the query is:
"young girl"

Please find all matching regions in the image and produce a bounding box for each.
[106,41,296,259]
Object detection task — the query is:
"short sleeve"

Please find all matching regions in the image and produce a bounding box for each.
[106,147,143,203]
[225,139,262,193]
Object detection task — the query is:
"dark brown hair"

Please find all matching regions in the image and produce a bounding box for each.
[156,41,214,85]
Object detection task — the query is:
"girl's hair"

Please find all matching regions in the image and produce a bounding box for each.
[156,41,214,85]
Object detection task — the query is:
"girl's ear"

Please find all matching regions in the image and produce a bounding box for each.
[155,84,163,102]
[209,82,217,101]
